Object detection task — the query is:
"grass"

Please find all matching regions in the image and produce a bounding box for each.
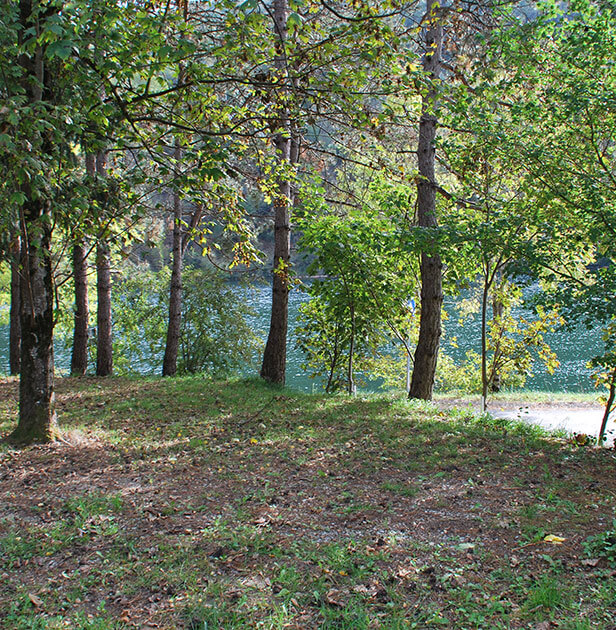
[0,375,615,629]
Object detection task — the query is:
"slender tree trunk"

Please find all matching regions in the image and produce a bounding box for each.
[410,1,444,401]
[162,143,183,377]
[480,271,490,412]
[598,368,616,445]
[490,292,504,393]
[9,0,59,444]
[261,0,294,384]
[71,240,90,375]
[96,239,112,376]
[9,230,21,375]
[70,154,94,376]
[96,151,113,376]
[347,303,356,396]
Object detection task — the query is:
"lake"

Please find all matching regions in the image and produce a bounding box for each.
[0,284,603,392]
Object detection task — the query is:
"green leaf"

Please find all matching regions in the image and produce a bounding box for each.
[46,39,73,60]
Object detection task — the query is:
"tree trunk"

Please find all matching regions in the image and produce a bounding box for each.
[598,368,616,445]
[9,230,21,375]
[96,151,113,377]
[96,239,112,376]
[70,153,94,376]
[11,194,58,443]
[71,240,90,375]
[490,292,504,393]
[347,302,356,396]
[9,0,59,444]
[162,142,183,376]
[261,0,293,385]
[480,271,490,412]
[409,1,444,401]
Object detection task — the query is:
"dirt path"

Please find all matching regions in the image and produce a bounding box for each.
[438,397,613,442]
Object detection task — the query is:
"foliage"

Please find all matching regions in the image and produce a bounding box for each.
[486,285,562,390]
[435,350,483,394]
[112,266,260,376]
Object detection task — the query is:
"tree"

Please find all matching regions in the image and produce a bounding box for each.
[5,0,62,443]
[475,0,616,423]
[259,0,298,385]
[94,152,113,377]
[409,0,444,400]
[1,0,186,441]
[296,196,416,394]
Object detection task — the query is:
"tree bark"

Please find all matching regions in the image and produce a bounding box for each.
[9,0,58,444]
[162,143,183,377]
[95,151,113,377]
[9,230,21,375]
[409,1,444,401]
[261,0,294,385]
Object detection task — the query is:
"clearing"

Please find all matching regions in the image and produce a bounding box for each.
[0,377,615,629]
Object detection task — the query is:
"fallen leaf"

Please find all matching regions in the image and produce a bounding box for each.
[582,558,600,567]
[543,534,566,544]
[325,588,347,607]
[28,593,43,607]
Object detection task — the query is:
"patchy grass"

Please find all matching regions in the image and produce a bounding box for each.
[0,376,615,629]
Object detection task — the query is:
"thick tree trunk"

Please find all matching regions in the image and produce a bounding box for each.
[9,231,21,375]
[95,151,113,376]
[162,164,183,376]
[10,194,58,443]
[409,1,444,401]
[261,0,293,385]
[9,0,58,444]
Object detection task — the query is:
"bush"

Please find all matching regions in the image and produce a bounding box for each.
[112,265,261,376]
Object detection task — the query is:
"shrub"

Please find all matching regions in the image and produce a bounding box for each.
[112,265,260,376]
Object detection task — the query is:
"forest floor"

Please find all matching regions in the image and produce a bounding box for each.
[0,376,615,629]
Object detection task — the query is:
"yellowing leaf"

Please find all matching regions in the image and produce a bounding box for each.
[543,534,566,544]
[250,438,258,444]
